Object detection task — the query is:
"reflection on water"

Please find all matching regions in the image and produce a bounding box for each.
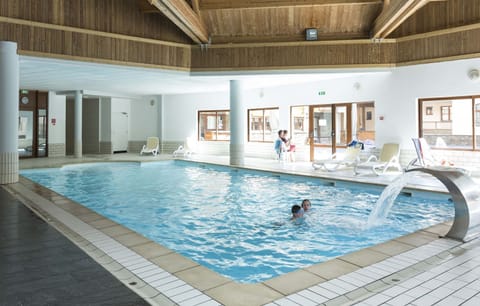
[21,161,453,283]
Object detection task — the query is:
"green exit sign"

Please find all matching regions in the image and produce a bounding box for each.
[318,91,326,96]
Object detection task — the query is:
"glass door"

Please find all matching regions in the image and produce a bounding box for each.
[18,110,34,158]
[37,108,47,156]
[18,90,48,158]
[309,104,351,161]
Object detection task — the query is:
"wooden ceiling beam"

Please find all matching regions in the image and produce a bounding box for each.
[149,0,209,44]
[210,32,370,44]
[372,0,429,39]
[137,0,161,13]
[199,0,383,10]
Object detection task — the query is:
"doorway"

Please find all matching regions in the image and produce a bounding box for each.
[18,90,48,158]
[308,104,352,161]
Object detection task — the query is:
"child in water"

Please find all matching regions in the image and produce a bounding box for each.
[301,199,312,212]
[291,204,304,220]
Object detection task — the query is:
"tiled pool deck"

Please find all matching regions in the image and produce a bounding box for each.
[5,153,480,306]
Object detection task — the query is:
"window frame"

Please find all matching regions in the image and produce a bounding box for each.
[418,95,480,151]
[440,106,451,122]
[247,107,279,143]
[197,109,230,142]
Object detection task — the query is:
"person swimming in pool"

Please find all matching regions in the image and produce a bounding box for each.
[301,199,312,212]
[291,204,304,220]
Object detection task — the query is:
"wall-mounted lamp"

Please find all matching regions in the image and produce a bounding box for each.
[468,69,480,82]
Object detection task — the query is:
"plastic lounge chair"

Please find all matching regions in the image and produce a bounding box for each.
[140,137,159,156]
[354,143,402,175]
[173,137,195,157]
[407,138,438,168]
[407,138,469,173]
[312,145,361,171]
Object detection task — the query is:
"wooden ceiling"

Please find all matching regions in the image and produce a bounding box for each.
[140,0,480,45]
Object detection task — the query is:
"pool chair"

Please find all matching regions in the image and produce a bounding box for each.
[312,145,361,171]
[173,137,195,157]
[140,137,159,156]
[407,138,468,173]
[354,143,402,175]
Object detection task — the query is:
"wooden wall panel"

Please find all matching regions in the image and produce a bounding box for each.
[391,0,480,38]
[191,41,396,70]
[397,27,480,64]
[0,21,191,69]
[0,0,192,43]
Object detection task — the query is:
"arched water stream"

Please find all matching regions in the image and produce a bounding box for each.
[368,167,480,242]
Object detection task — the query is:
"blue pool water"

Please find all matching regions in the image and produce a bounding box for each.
[21,161,453,283]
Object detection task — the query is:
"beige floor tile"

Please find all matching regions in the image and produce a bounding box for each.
[306,258,360,280]
[114,232,151,247]
[422,222,451,236]
[90,218,120,230]
[205,282,283,306]
[340,248,390,267]
[150,252,199,273]
[101,224,135,237]
[175,265,231,291]
[264,269,325,295]
[77,212,105,223]
[58,201,93,215]
[131,241,173,259]
[52,198,71,205]
[369,240,416,256]
[394,231,438,247]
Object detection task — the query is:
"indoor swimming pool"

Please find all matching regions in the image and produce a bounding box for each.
[21,161,454,283]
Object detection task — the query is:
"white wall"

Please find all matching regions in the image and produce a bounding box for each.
[379,58,480,148]
[162,58,480,154]
[129,97,158,140]
[47,92,65,144]
[163,91,228,141]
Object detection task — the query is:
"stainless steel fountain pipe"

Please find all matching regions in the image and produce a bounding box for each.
[406,167,480,242]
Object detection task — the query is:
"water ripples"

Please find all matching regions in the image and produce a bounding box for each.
[21,161,454,283]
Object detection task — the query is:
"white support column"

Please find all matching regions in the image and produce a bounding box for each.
[229,80,246,166]
[0,41,19,184]
[156,95,164,154]
[74,90,83,158]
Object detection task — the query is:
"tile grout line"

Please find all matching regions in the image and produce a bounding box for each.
[6,183,222,306]
[269,238,462,305]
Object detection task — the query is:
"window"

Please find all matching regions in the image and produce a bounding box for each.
[441,106,451,121]
[198,110,230,141]
[248,108,279,142]
[355,102,375,144]
[291,105,309,145]
[419,97,478,150]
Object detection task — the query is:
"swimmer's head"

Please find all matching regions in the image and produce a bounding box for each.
[291,204,304,219]
[301,199,311,211]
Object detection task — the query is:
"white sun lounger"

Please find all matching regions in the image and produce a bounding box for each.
[173,137,196,157]
[312,145,361,171]
[140,137,159,156]
[354,143,402,175]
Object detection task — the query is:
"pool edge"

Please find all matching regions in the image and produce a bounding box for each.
[5,173,459,306]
